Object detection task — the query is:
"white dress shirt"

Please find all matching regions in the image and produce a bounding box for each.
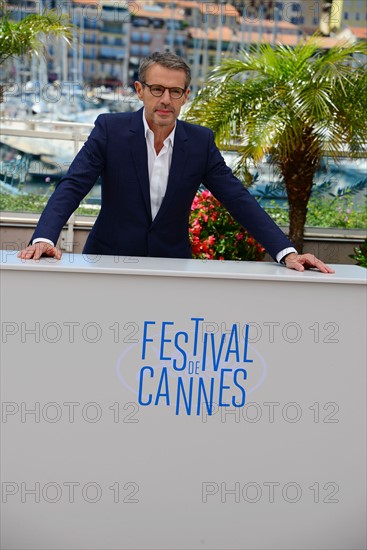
[33,110,296,261]
[142,110,175,220]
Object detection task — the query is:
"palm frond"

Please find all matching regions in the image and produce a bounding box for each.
[184,38,367,250]
[186,37,367,160]
[0,7,73,65]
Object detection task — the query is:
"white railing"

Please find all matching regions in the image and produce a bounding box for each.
[0,117,93,156]
[0,118,96,190]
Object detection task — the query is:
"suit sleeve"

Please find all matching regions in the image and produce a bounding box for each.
[31,114,108,245]
[201,129,294,260]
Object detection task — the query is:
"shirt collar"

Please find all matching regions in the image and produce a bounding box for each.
[142,108,176,147]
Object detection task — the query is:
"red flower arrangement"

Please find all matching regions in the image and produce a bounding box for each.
[189,190,266,261]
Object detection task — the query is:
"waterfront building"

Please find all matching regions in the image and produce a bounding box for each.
[68,0,130,87]
[2,0,366,93]
[127,3,189,83]
[339,0,367,28]
[187,19,303,90]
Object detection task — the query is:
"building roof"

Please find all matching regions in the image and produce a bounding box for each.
[304,34,356,49]
[152,0,202,9]
[73,0,127,5]
[189,26,235,42]
[175,0,201,8]
[128,4,185,20]
[318,37,355,48]
[247,19,301,32]
[197,3,240,18]
[188,26,300,47]
[348,27,367,40]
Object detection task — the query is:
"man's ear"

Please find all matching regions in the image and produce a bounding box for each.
[182,87,190,105]
[134,81,143,100]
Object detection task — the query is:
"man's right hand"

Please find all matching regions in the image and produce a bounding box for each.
[18,242,62,260]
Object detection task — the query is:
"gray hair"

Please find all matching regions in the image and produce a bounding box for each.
[138,52,191,89]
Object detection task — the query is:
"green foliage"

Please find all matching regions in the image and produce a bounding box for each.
[349,239,367,268]
[1,190,365,230]
[0,1,72,66]
[266,195,367,230]
[0,191,97,216]
[189,190,266,261]
[0,191,48,212]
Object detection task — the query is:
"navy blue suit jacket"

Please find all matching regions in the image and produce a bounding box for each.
[32,108,293,259]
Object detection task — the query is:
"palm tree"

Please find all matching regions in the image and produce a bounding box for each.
[185,39,367,251]
[0,0,73,99]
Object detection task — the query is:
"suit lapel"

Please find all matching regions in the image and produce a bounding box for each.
[152,120,189,225]
[129,109,152,221]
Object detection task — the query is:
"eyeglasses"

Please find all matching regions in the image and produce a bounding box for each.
[141,82,186,99]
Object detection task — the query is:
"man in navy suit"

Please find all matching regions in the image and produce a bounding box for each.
[18,52,333,273]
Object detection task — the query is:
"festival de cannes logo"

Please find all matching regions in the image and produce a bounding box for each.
[115,317,267,416]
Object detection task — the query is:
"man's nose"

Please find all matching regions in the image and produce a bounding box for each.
[161,88,172,102]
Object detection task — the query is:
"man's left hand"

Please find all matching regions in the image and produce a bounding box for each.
[284,253,335,273]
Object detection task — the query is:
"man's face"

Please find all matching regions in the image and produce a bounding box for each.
[135,64,190,131]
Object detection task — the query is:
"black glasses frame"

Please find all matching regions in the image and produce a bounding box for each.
[141,82,186,99]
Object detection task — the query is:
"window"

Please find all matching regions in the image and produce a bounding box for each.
[132,17,150,27]
[85,19,97,30]
[166,20,181,30]
[175,35,186,45]
[100,47,125,59]
[344,12,349,20]
[356,13,360,21]
[142,32,151,43]
[141,46,150,56]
